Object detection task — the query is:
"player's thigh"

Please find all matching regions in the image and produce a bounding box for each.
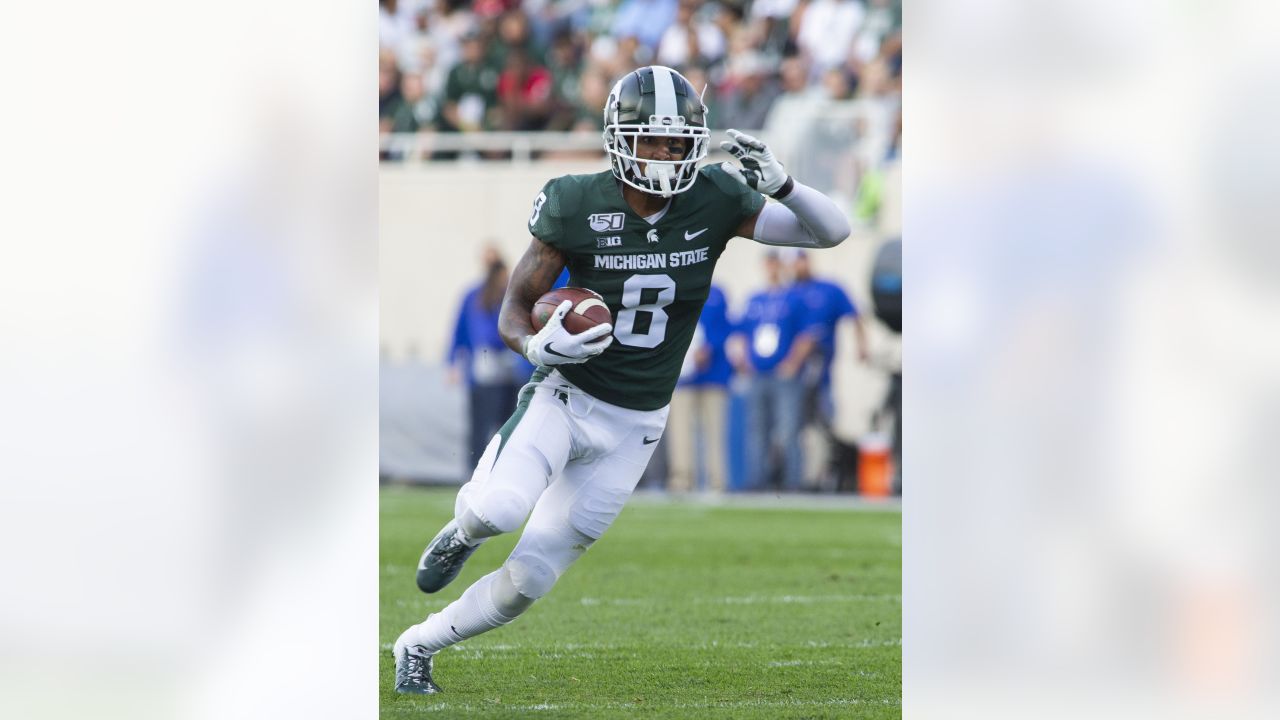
[502,455,646,599]
[507,406,666,581]
[564,424,665,539]
[457,388,575,533]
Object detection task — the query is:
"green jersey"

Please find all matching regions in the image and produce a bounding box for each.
[528,167,765,410]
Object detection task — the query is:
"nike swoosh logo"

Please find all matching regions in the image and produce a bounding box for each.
[544,343,573,359]
[684,228,708,241]
[643,436,660,445]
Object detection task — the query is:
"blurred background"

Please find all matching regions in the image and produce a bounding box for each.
[8,0,1280,718]
[378,0,903,496]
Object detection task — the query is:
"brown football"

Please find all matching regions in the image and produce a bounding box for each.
[532,287,613,334]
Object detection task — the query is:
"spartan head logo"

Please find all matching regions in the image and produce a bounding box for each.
[646,229,660,243]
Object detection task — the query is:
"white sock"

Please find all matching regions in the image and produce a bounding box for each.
[456,524,484,548]
[401,569,515,654]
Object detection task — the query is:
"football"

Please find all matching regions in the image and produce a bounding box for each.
[532,287,612,334]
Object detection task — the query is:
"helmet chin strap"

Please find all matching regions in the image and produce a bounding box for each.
[645,163,675,197]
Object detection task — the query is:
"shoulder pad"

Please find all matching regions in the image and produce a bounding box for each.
[700,164,747,197]
[543,173,591,220]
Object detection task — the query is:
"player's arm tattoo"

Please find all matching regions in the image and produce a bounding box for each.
[499,236,567,355]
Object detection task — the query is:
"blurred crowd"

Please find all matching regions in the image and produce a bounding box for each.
[656,245,901,495]
[448,243,902,495]
[394,0,906,493]
[379,0,901,138]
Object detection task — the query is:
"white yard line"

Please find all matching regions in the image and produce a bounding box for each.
[383,638,902,652]
[627,489,901,512]
[765,658,850,667]
[412,697,901,712]
[708,593,902,604]
[381,637,901,652]
[573,593,900,606]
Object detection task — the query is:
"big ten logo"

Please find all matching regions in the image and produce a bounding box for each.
[588,213,625,233]
[596,236,622,248]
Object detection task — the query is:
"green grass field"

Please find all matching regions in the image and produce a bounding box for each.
[381,486,901,719]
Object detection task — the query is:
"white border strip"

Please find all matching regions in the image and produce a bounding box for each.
[651,66,678,117]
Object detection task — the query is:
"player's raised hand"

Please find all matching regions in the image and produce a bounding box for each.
[523,300,615,366]
[719,129,794,199]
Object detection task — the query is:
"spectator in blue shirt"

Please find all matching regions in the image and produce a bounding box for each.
[448,247,534,467]
[786,249,869,426]
[667,283,734,493]
[611,0,679,52]
[732,251,818,491]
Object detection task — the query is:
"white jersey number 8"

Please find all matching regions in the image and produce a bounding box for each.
[614,274,675,348]
[528,192,547,227]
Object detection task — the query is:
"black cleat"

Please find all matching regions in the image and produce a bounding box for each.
[416,520,480,594]
[393,639,441,694]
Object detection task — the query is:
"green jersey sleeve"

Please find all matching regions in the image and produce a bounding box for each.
[702,164,766,228]
[527,176,585,250]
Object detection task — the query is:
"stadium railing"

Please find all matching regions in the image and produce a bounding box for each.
[378,98,898,202]
[378,130,756,164]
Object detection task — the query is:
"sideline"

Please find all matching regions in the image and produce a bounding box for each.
[382,483,901,512]
[627,489,901,512]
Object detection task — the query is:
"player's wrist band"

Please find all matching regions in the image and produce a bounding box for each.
[770,176,795,200]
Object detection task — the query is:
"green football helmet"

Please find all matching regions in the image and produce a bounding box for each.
[603,65,710,197]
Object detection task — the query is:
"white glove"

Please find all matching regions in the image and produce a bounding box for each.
[719,129,795,199]
[523,300,614,366]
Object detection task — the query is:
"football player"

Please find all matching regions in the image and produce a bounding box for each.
[394,65,852,693]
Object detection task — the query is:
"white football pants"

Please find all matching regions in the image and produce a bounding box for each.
[457,368,669,600]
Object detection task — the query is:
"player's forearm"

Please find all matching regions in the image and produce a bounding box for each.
[499,237,567,357]
[752,181,852,249]
[498,300,537,357]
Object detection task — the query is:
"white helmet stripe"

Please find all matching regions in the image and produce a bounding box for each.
[651,65,678,118]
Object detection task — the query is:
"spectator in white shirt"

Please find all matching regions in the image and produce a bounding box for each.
[656,0,726,69]
[796,0,866,76]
